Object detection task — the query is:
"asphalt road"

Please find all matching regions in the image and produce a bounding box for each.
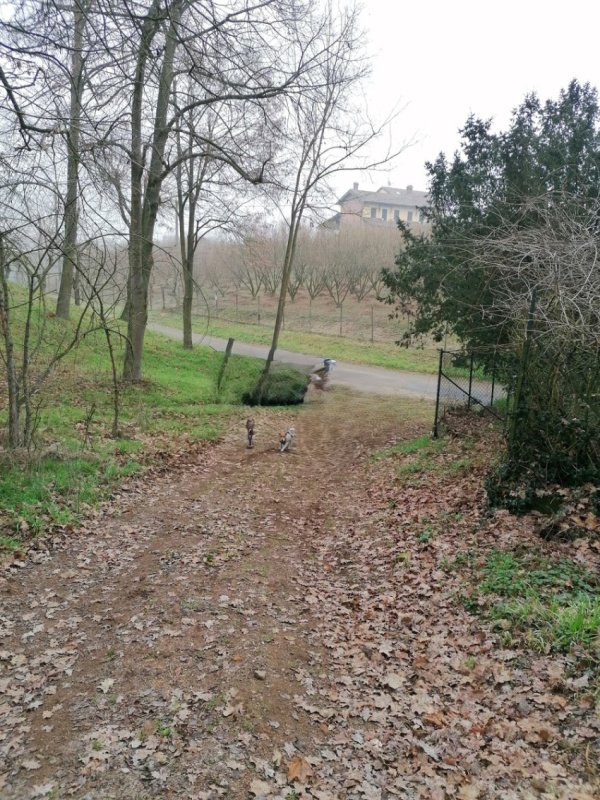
[149,323,440,399]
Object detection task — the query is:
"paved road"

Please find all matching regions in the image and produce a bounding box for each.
[150,322,440,399]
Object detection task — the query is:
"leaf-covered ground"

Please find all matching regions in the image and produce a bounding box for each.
[1,391,598,799]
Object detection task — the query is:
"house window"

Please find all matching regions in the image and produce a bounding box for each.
[393,209,399,222]
[381,208,388,222]
[407,210,413,223]
[418,210,425,223]
[370,207,376,218]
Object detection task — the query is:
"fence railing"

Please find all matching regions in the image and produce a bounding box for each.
[433,349,507,437]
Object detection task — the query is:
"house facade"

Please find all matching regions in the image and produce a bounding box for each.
[328,183,429,229]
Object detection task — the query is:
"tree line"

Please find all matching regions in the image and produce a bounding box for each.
[128,224,397,312]
[0,0,397,447]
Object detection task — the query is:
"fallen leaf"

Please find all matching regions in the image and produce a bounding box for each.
[287,755,313,783]
[383,672,405,690]
[249,778,273,797]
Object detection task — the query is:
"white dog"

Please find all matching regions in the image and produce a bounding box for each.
[279,427,295,453]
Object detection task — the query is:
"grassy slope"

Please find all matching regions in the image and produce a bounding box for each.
[149,311,442,374]
[0,287,266,549]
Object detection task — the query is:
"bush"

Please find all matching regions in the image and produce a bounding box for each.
[488,341,600,511]
[242,366,310,406]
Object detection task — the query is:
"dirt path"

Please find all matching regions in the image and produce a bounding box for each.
[1,392,597,800]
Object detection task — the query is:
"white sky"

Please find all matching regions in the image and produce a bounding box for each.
[343,0,600,195]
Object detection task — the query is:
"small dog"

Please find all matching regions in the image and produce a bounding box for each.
[245,417,255,448]
[279,427,295,453]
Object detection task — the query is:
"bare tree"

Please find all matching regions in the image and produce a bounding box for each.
[119,0,342,381]
[0,210,93,449]
[304,263,326,301]
[231,252,264,299]
[347,264,371,301]
[255,2,403,397]
[0,1,124,320]
[170,86,241,348]
[287,261,306,302]
[56,0,94,319]
[323,261,350,307]
[469,196,600,347]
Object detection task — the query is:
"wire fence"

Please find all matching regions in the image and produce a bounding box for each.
[433,350,507,437]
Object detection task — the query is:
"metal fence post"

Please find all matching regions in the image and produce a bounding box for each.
[433,349,444,438]
[467,352,474,410]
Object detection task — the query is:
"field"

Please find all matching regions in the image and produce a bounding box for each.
[149,286,449,373]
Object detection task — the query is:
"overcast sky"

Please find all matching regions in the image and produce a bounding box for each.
[343,0,600,195]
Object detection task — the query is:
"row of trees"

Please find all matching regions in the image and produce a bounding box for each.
[1,0,398,445]
[150,224,396,309]
[383,80,600,491]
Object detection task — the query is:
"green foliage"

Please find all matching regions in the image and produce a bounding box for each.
[480,551,597,597]
[243,366,309,406]
[382,80,600,491]
[370,434,441,461]
[0,535,23,553]
[383,80,600,353]
[0,455,143,536]
[490,595,600,653]
[486,341,600,504]
[472,549,600,655]
[0,284,266,546]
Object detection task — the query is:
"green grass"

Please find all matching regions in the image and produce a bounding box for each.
[491,594,600,652]
[370,434,449,485]
[0,535,23,553]
[374,434,479,481]
[0,456,144,536]
[0,284,273,550]
[150,311,442,373]
[472,550,600,655]
[370,433,438,461]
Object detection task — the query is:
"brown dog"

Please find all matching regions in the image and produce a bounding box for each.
[245,417,255,448]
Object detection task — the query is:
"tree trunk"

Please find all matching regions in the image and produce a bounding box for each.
[182,250,194,349]
[0,237,20,447]
[176,118,197,350]
[73,267,81,306]
[56,0,88,319]
[255,203,304,398]
[181,179,198,349]
[124,0,182,381]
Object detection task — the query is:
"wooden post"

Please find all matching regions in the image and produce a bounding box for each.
[257,295,261,325]
[217,338,235,392]
[371,305,374,343]
[161,286,166,310]
[339,303,343,336]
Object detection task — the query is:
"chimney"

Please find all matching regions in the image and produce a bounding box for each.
[353,182,359,191]
[406,185,413,191]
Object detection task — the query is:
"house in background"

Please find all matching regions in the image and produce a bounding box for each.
[325,183,429,230]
